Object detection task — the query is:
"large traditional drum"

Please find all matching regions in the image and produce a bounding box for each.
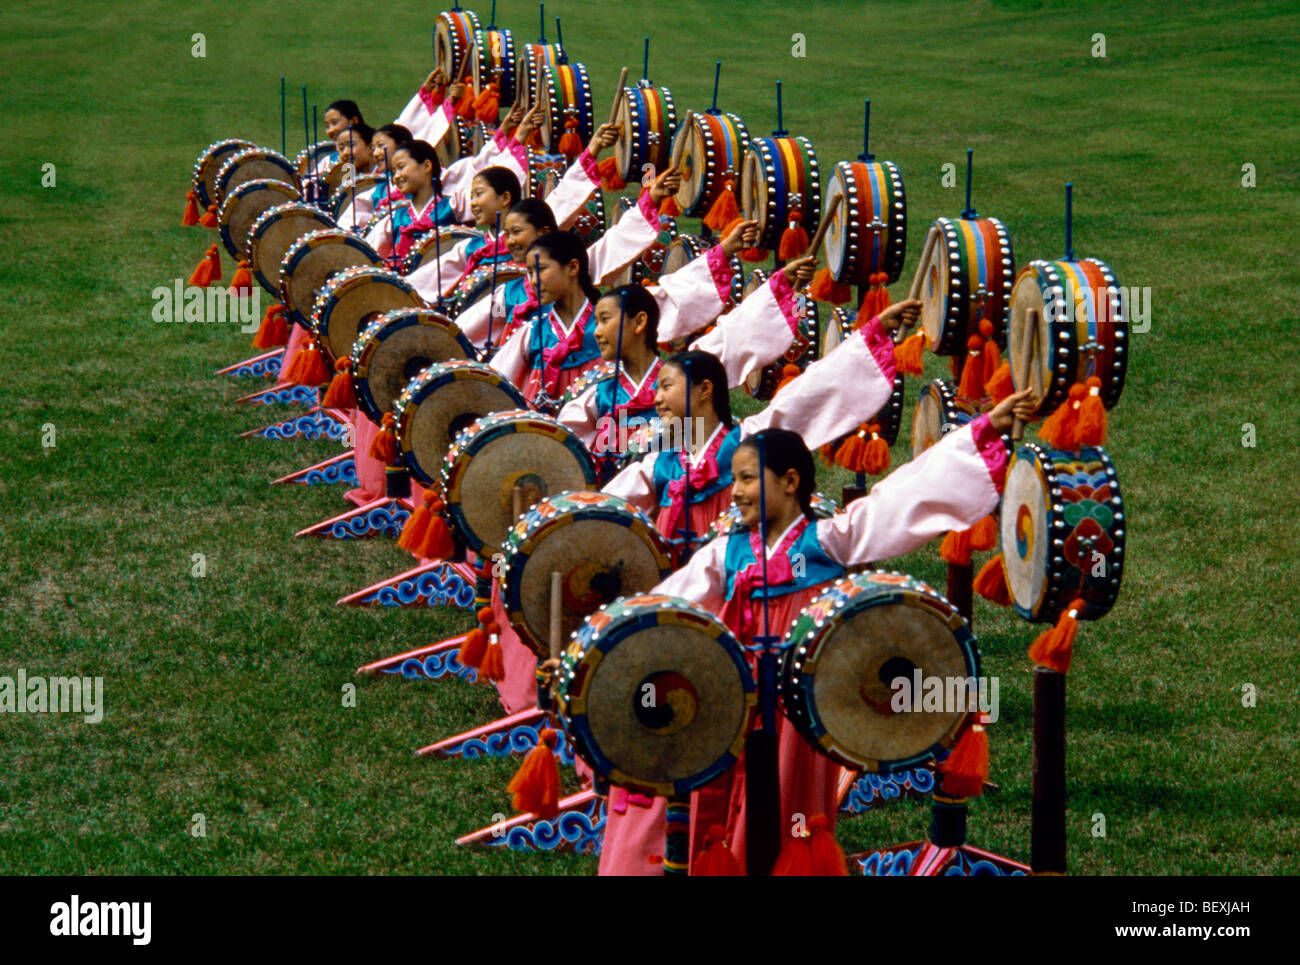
[278,229,383,328]
[517,41,566,113]
[441,411,599,554]
[823,160,908,287]
[740,269,818,400]
[448,263,528,318]
[471,27,517,105]
[670,111,749,219]
[539,62,594,155]
[328,174,384,220]
[218,179,302,260]
[999,443,1125,624]
[539,167,606,246]
[781,571,980,774]
[435,116,475,168]
[910,378,977,458]
[740,135,821,252]
[500,492,673,658]
[1007,258,1127,416]
[312,266,425,362]
[191,139,254,211]
[613,83,677,183]
[917,216,1015,355]
[434,8,481,81]
[249,203,335,297]
[400,226,482,277]
[214,147,300,211]
[557,595,756,798]
[352,309,473,424]
[393,359,528,486]
[294,141,336,177]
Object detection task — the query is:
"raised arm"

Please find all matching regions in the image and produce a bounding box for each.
[653,244,735,343]
[648,534,730,611]
[690,269,800,389]
[600,449,662,516]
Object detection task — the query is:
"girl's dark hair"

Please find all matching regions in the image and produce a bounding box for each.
[737,428,817,517]
[529,230,601,306]
[509,197,558,232]
[339,123,374,145]
[328,99,364,123]
[392,139,443,195]
[475,166,523,207]
[375,123,413,146]
[600,284,660,350]
[664,350,733,429]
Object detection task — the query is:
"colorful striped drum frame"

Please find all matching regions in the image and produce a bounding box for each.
[919,216,1015,356]
[278,229,382,329]
[1000,443,1125,624]
[434,9,481,82]
[614,82,678,183]
[471,27,517,104]
[191,139,254,211]
[218,178,301,261]
[540,62,593,155]
[671,111,750,219]
[741,135,821,252]
[250,202,335,298]
[1008,258,1127,415]
[518,41,566,107]
[214,147,300,214]
[312,265,423,363]
[823,160,907,287]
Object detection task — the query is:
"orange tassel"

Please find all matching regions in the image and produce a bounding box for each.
[772,363,802,396]
[370,414,398,464]
[320,356,356,408]
[893,331,926,376]
[251,304,287,349]
[279,345,305,385]
[957,335,984,400]
[703,179,740,232]
[397,499,431,554]
[206,246,222,282]
[658,194,680,217]
[454,86,477,120]
[182,190,200,226]
[457,627,488,670]
[474,83,500,124]
[1077,376,1107,446]
[806,815,849,876]
[818,441,836,464]
[480,635,506,683]
[772,828,815,876]
[188,245,215,288]
[416,505,456,561]
[427,88,446,109]
[229,259,253,295]
[979,319,1001,388]
[938,717,989,798]
[984,359,1014,402]
[738,246,767,264]
[973,553,1011,606]
[693,824,742,876]
[969,513,998,551]
[296,339,330,386]
[595,155,626,191]
[1028,598,1085,674]
[558,117,582,158]
[199,204,218,228]
[777,209,809,261]
[506,728,561,818]
[833,428,868,471]
[807,267,851,304]
[1039,383,1087,450]
[940,528,972,566]
[863,427,890,475]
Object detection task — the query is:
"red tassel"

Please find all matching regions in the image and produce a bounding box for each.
[199,204,218,228]
[188,245,215,288]
[738,246,767,264]
[480,635,506,683]
[182,190,200,226]
[454,85,477,120]
[863,427,890,476]
[427,88,446,109]
[984,359,1014,402]
[320,356,356,408]
[558,117,582,158]
[978,319,1001,388]
[833,428,868,471]
[969,513,998,551]
[772,363,802,396]
[703,179,740,232]
[772,829,815,876]
[370,413,398,464]
[416,504,456,560]
[938,717,989,798]
[474,83,501,124]
[658,194,680,217]
[397,499,431,554]
[1028,598,1085,674]
[693,825,742,876]
[280,345,306,385]
[893,331,926,376]
[807,267,851,304]
[957,335,984,400]
[507,729,561,818]
[296,339,330,386]
[973,554,1011,606]
[251,304,287,349]
[229,259,253,295]
[1039,383,1087,450]
[595,155,626,191]
[806,815,849,876]
[777,209,808,261]
[818,441,836,464]
[458,627,488,670]
[1077,376,1107,446]
[939,528,972,566]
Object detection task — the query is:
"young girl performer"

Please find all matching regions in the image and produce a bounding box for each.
[362,140,455,262]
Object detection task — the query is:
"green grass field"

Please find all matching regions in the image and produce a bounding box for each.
[2,0,1297,875]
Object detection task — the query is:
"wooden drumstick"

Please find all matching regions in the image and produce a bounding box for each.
[1012,307,1038,441]
[607,67,629,127]
[549,570,563,660]
[895,224,940,345]
[669,109,694,171]
[806,193,842,262]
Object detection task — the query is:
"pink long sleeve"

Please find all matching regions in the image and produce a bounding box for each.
[739,317,897,451]
[454,286,511,351]
[600,450,662,515]
[654,245,734,343]
[690,271,799,389]
[556,380,603,449]
[546,150,601,231]
[406,235,476,301]
[590,190,660,287]
[396,92,454,147]
[817,414,1008,566]
[648,536,729,610]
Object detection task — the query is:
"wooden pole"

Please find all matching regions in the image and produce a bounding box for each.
[805,193,841,264]
[1031,666,1067,874]
[511,483,523,522]
[548,570,563,660]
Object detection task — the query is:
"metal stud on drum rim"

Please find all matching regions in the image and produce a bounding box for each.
[740,135,821,252]
[910,378,976,459]
[434,9,482,81]
[917,216,1015,356]
[214,147,301,212]
[312,266,425,364]
[614,83,678,183]
[192,139,254,211]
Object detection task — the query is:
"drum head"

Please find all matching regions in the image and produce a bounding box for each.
[219,179,301,260]
[315,267,424,362]
[295,141,335,176]
[919,226,950,349]
[396,361,528,486]
[782,573,978,773]
[822,305,853,358]
[614,90,635,181]
[215,148,299,210]
[740,146,769,239]
[672,120,707,214]
[559,596,755,797]
[353,310,471,423]
[503,493,672,658]
[402,226,481,275]
[250,203,335,298]
[1001,449,1051,619]
[279,230,382,328]
[1007,268,1054,413]
[443,412,598,553]
[193,139,254,210]
[823,167,852,281]
[663,235,708,277]
[451,265,527,318]
[435,119,464,168]
[909,378,974,458]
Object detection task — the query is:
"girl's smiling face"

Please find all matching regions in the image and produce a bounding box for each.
[729,445,800,531]
[391,149,430,196]
[470,176,511,227]
[654,362,713,428]
[504,210,544,263]
[336,130,372,171]
[370,133,399,173]
[529,249,578,305]
[592,296,646,361]
[324,108,352,141]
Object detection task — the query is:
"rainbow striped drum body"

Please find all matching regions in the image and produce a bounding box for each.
[352,309,472,424]
[278,229,382,328]
[780,571,980,774]
[1008,258,1127,416]
[434,8,481,80]
[501,492,673,659]
[471,27,518,105]
[191,139,254,210]
[312,266,424,362]
[539,62,594,155]
[823,160,907,286]
[740,136,821,252]
[614,83,678,183]
[250,203,336,297]
[911,378,977,458]
[918,217,1015,355]
[671,111,750,219]
[218,178,302,260]
[214,147,300,211]
[557,595,756,798]
[517,41,566,107]
[393,359,528,487]
[1000,444,1124,624]
[399,226,482,277]
[441,410,598,554]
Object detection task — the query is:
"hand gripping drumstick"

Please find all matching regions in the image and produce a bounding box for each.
[895,224,941,345]
[1012,307,1039,441]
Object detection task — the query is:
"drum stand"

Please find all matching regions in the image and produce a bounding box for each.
[238,403,350,444]
[216,347,284,380]
[234,382,319,408]
[271,451,358,488]
[849,792,1029,876]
